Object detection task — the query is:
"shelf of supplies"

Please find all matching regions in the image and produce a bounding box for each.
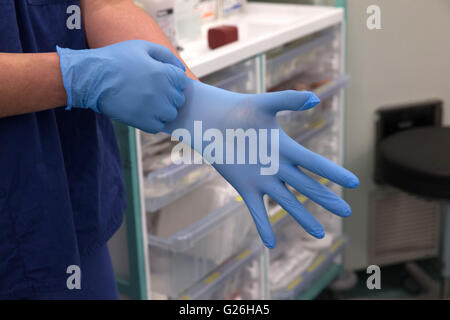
[177,241,264,300]
[271,236,348,300]
[180,3,343,77]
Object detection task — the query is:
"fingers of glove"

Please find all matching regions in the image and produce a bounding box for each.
[278,164,351,217]
[142,41,186,71]
[158,104,178,123]
[165,64,188,92]
[264,181,325,239]
[241,191,276,249]
[168,88,186,109]
[280,131,360,188]
[255,90,320,114]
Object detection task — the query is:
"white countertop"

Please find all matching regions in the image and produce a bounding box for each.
[180,2,343,77]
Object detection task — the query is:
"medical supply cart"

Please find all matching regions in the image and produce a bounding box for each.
[108,2,349,300]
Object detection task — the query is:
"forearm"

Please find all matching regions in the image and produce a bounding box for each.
[80,0,197,80]
[0,52,67,118]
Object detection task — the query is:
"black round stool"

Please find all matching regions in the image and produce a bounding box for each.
[379,126,450,297]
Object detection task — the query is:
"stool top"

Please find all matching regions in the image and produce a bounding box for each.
[379,126,450,199]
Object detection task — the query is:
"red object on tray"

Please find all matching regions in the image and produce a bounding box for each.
[208,25,238,49]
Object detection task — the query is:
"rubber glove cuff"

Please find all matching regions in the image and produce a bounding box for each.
[56,45,101,112]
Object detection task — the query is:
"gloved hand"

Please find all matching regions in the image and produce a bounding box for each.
[164,79,359,248]
[57,40,187,133]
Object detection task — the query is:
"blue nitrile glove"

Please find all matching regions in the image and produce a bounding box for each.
[57,40,187,133]
[164,79,359,248]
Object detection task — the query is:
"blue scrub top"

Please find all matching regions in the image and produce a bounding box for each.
[0,0,126,298]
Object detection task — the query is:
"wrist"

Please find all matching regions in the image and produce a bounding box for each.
[56,46,102,113]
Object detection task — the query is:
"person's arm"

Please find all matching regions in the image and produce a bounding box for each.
[0,52,67,118]
[80,0,197,80]
[0,0,194,119]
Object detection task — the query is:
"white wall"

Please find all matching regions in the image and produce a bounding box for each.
[343,0,450,269]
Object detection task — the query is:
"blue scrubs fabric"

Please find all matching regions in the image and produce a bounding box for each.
[29,244,119,300]
[0,0,126,298]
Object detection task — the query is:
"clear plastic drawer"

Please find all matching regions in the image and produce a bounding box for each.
[147,177,256,299]
[144,162,216,212]
[265,28,338,90]
[178,242,265,300]
[201,58,258,93]
[140,130,217,212]
[276,75,348,139]
[270,234,347,300]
